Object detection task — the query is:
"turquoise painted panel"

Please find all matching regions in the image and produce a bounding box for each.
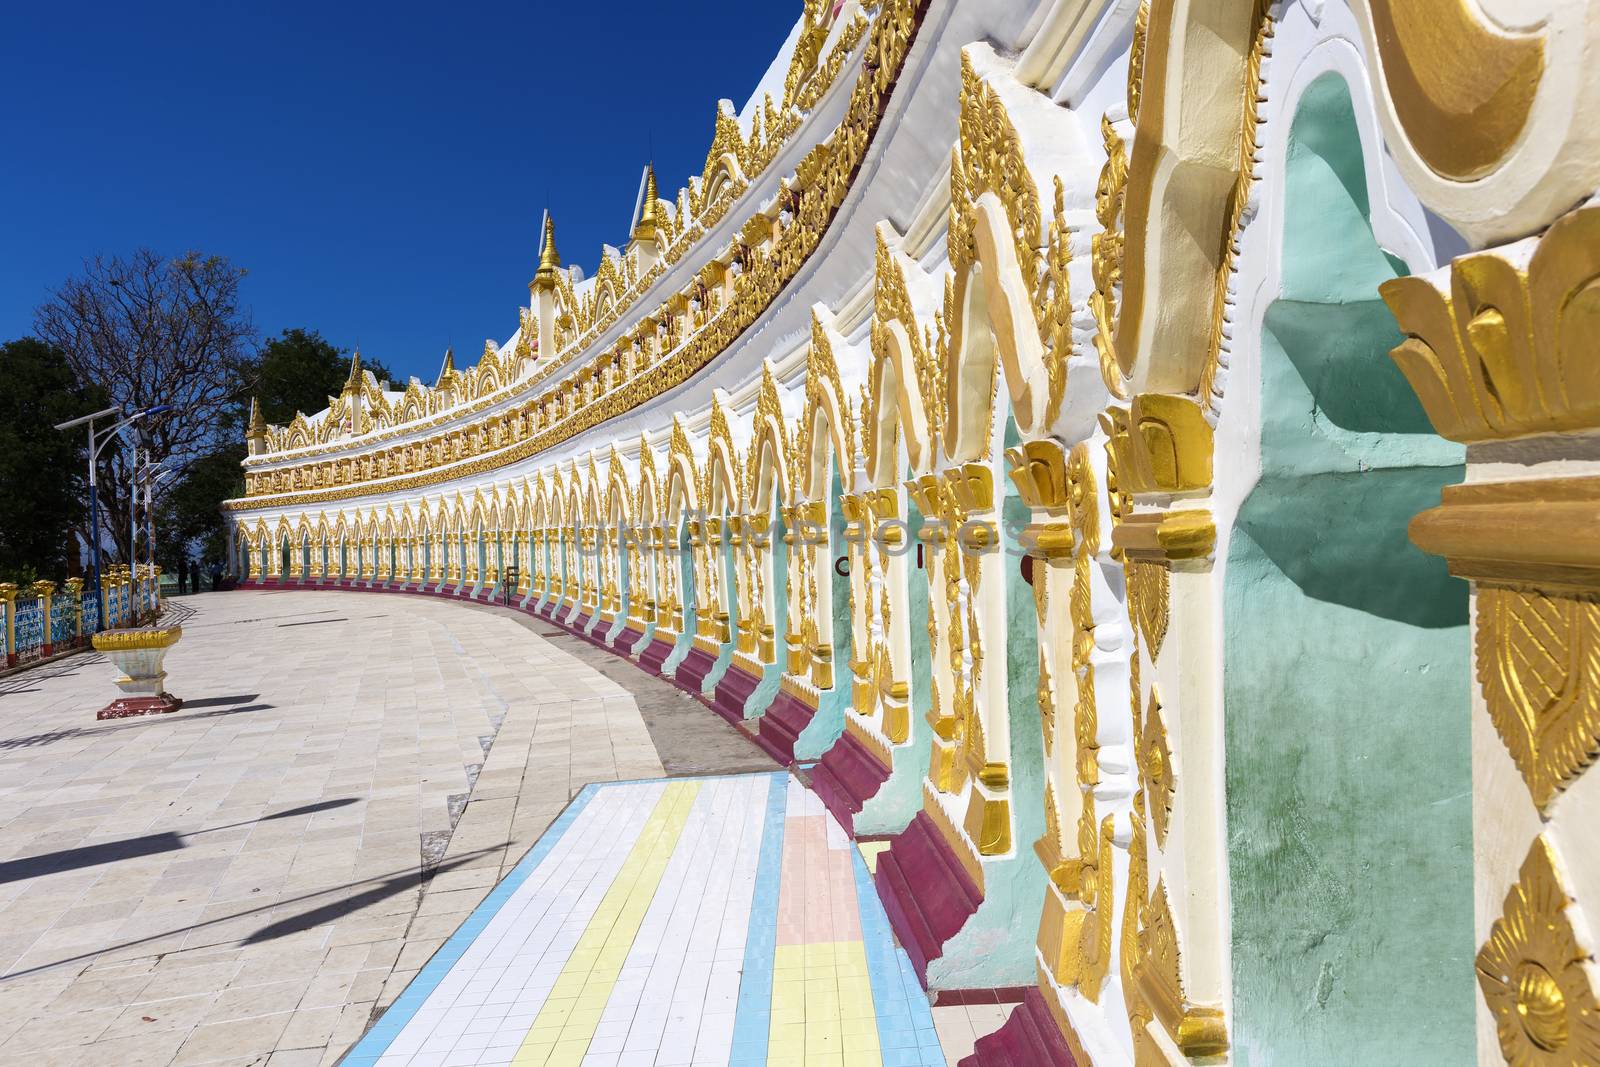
[1223,74,1473,1067]
[926,421,1046,989]
[795,462,852,759]
[856,479,934,834]
[745,509,790,720]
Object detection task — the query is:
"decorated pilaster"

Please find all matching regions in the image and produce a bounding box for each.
[1386,203,1600,1065]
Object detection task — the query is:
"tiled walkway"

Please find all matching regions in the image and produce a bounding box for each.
[0,591,761,1065]
[341,774,945,1067]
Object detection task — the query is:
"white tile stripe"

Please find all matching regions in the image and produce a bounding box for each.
[369,777,776,1067]
[375,782,666,1064]
[614,776,770,1065]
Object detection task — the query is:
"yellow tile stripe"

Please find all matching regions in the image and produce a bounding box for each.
[768,941,881,1067]
[512,780,701,1067]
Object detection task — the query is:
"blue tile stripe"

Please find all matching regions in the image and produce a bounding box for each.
[852,849,947,1067]
[728,772,789,1066]
[337,784,602,1066]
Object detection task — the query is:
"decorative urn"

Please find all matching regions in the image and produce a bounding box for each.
[90,625,184,719]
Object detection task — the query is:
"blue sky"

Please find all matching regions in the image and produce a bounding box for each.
[1,2,797,386]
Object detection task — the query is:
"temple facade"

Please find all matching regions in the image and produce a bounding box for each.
[223,2,1600,1064]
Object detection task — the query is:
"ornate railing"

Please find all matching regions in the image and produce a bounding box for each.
[0,565,163,670]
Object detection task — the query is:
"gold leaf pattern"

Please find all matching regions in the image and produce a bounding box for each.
[1141,687,1175,847]
[1476,585,1600,811]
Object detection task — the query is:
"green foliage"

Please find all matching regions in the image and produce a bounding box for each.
[252,329,395,426]
[157,442,245,566]
[0,339,109,584]
[156,328,395,566]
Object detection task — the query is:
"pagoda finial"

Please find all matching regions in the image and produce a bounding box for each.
[247,395,267,438]
[533,213,562,291]
[437,346,455,386]
[345,348,363,390]
[632,164,662,244]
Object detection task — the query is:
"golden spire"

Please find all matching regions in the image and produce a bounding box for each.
[532,213,562,291]
[632,164,661,244]
[344,348,363,391]
[246,395,267,439]
[436,346,455,386]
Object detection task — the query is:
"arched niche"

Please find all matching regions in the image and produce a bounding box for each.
[946,194,1057,457]
[1220,71,1473,1064]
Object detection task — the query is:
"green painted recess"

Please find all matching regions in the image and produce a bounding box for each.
[1223,73,1474,1066]
[926,418,1046,989]
[743,508,789,720]
[854,481,932,835]
[795,461,853,759]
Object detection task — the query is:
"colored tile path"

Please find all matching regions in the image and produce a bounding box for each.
[340,773,945,1067]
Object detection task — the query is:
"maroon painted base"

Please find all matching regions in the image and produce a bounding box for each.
[637,636,675,675]
[674,644,719,695]
[97,693,184,720]
[960,988,1079,1067]
[757,689,817,766]
[707,660,762,723]
[874,811,983,983]
[810,727,892,834]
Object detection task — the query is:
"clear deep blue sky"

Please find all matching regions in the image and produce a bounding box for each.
[2,2,797,386]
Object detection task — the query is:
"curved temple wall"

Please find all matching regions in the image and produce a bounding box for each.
[225,2,1600,1065]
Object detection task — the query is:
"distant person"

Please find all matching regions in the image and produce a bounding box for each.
[193,559,203,592]
[177,563,188,596]
[211,564,224,591]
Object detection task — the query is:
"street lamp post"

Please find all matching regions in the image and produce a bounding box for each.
[53,404,173,630]
[134,458,172,592]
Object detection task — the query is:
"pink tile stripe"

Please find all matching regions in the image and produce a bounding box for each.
[776,799,862,946]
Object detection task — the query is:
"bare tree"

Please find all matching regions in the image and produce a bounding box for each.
[34,249,256,563]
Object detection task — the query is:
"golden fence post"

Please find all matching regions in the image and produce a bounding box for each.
[0,583,16,667]
[31,580,55,656]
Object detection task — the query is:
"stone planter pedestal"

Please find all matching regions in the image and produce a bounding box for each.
[91,625,184,719]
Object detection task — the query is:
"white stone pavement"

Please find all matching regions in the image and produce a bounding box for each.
[0,590,663,1066]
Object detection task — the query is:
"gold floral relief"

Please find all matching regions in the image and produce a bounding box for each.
[1141,687,1175,848]
[1088,0,1143,399]
[1036,780,1073,896]
[1123,809,1149,1007]
[951,51,1041,296]
[1036,176,1072,420]
[1138,878,1228,1058]
[1476,585,1600,813]
[1129,560,1170,662]
[1038,650,1056,759]
[1383,205,1600,444]
[1075,814,1116,1003]
[1476,835,1600,1066]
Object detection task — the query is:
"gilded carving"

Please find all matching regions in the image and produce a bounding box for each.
[1476,835,1600,1066]
[1476,585,1600,813]
[1384,205,1600,443]
[1128,560,1170,663]
[1113,0,1272,399]
[233,0,926,512]
[1141,687,1174,848]
[1138,879,1228,1058]
[951,51,1041,300]
[1364,0,1543,182]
